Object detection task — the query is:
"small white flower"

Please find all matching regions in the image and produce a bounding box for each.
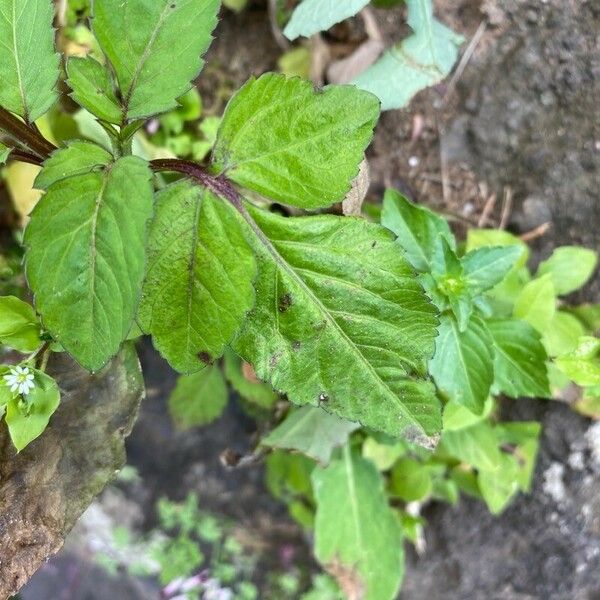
[3,365,35,396]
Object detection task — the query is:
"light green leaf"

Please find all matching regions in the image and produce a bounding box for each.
[466,229,529,264]
[234,203,441,444]
[262,406,359,465]
[442,397,494,432]
[0,296,42,352]
[223,350,278,409]
[362,436,406,471]
[555,336,600,386]
[495,422,540,492]
[537,246,598,296]
[168,365,228,430]
[34,141,112,190]
[0,0,59,122]
[461,246,524,295]
[66,56,123,124]
[429,315,494,414]
[25,157,153,371]
[313,447,404,600]
[542,311,586,357]
[569,304,600,334]
[211,73,380,209]
[478,453,520,514]
[138,181,256,374]
[513,274,556,333]
[353,0,463,110]
[5,368,60,451]
[390,457,432,502]
[487,318,550,398]
[93,0,220,120]
[381,189,454,272]
[439,421,502,471]
[0,142,10,165]
[283,0,370,41]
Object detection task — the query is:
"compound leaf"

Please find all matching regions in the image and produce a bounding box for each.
[25,157,153,371]
[168,365,228,430]
[429,315,493,414]
[312,447,404,600]
[0,296,41,352]
[262,406,359,465]
[211,73,380,209]
[93,0,220,120]
[488,318,549,398]
[0,0,60,122]
[283,0,370,41]
[354,0,463,110]
[234,203,441,444]
[66,56,122,124]
[381,189,454,272]
[139,181,256,373]
[537,246,598,296]
[34,141,112,190]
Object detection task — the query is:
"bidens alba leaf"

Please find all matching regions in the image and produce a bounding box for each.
[233,203,441,444]
[139,181,256,373]
[25,157,153,371]
[211,73,380,209]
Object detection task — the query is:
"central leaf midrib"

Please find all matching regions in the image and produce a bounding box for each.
[245,207,422,430]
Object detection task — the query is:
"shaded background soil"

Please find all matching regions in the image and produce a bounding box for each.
[21,0,600,598]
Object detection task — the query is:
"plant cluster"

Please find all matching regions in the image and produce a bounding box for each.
[0,1,598,599]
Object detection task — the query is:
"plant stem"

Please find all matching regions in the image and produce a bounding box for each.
[9,149,44,166]
[0,107,56,159]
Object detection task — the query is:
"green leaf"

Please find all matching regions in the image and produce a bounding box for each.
[461,246,524,295]
[390,457,432,502]
[555,336,600,386]
[0,142,10,165]
[362,436,406,471]
[442,397,494,432]
[439,421,502,471]
[542,311,586,357]
[353,0,463,110]
[537,246,598,295]
[25,157,153,371]
[138,181,256,373]
[429,315,494,414]
[211,73,380,209]
[5,369,60,451]
[495,422,540,492]
[262,406,359,465]
[466,229,529,264]
[477,453,520,514]
[223,350,278,408]
[0,296,42,352]
[283,0,370,41]
[381,189,454,272]
[513,274,556,333]
[34,141,112,190]
[93,0,220,120]
[66,56,123,124]
[168,365,228,429]
[233,203,441,444]
[0,0,60,122]
[569,304,600,334]
[312,447,404,600]
[487,318,550,398]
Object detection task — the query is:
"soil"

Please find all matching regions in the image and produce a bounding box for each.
[21,0,600,598]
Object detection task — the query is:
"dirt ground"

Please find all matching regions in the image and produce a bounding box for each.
[21,0,600,598]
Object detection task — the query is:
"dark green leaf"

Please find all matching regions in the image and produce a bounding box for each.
[66,56,123,124]
[262,406,359,465]
[488,318,550,398]
[381,189,454,272]
[138,181,256,373]
[234,203,441,444]
[211,73,380,209]
[34,141,112,190]
[93,0,220,120]
[25,157,153,371]
[0,0,59,122]
[168,366,228,430]
[429,315,494,414]
[223,350,278,409]
[0,296,41,352]
[461,245,524,295]
[312,447,404,600]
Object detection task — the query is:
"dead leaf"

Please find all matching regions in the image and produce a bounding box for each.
[342,158,370,216]
[5,162,42,227]
[327,558,366,600]
[327,39,385,85]
[0,344,144,598]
